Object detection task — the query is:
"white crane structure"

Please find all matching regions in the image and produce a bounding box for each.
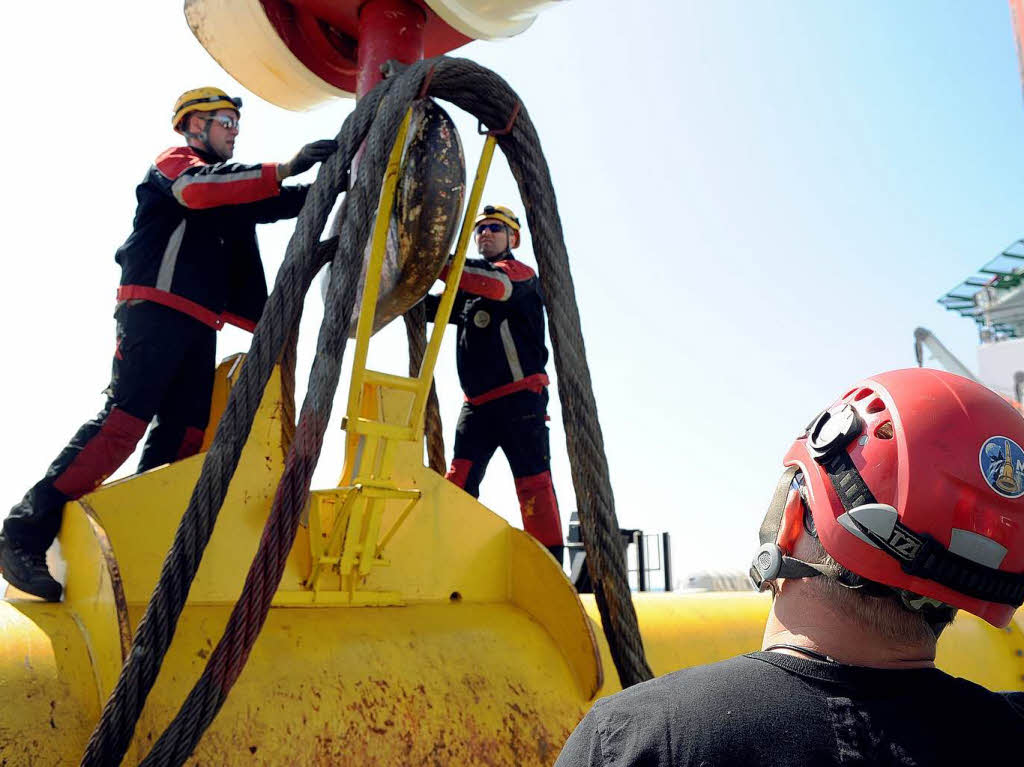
[927,241,1024,408]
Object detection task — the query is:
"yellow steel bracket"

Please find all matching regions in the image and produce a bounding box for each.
[304,112,500,604]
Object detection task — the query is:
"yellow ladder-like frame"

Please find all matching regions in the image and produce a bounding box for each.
[304,110,500,604]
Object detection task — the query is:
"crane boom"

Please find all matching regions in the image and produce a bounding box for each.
[913,327,979,381]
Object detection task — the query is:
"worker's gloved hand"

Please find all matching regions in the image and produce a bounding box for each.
[278,139,338,180]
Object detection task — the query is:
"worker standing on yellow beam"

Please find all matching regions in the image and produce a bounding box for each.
[425,205,564,565]
[0,87,336,602]
[557,369,1024,766]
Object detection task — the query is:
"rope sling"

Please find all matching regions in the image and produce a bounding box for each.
[81,57,653,767]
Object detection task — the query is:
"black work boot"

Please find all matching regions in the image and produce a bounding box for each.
[0,534,62,601]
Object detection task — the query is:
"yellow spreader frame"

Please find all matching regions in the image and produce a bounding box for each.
[302,112,501,604]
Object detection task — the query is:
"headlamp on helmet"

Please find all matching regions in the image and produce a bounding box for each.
[474,204,520,232]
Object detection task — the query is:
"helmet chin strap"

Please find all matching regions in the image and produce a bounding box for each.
[492,224,515,259]
[751,543,830,585]
[183,117,222,160]
[749,466,886,592]
[750,466,807,589]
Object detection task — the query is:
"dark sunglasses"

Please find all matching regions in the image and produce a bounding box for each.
[475,223,506,235]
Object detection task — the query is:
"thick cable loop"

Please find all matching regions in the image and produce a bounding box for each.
[278,325,299,453]
[277,235,338,456]
[81,56,649,767]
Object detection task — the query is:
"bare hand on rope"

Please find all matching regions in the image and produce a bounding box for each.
[277,139,339,180]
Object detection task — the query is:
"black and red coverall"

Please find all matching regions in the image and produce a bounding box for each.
[3,146,307,554]
[424,255,563,555]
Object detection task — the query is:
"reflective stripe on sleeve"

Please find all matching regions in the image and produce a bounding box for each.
[171,164,279,209]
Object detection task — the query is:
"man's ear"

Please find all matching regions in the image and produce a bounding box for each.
[184,113,205,136]
[510,230,521,249]
[777,489,805,554]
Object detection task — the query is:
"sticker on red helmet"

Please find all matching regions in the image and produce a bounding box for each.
[980,436,1024,499]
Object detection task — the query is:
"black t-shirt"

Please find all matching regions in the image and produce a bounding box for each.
[555,652,1024,766]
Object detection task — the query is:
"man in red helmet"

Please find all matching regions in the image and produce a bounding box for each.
[557,369,1024,766]
[425,204,563,565]
[0,88,336,601]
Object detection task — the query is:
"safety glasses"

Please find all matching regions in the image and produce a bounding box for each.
[207,114,240,131]
[475,222,505,235]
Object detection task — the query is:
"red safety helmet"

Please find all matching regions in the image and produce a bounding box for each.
[751,368,1024,628]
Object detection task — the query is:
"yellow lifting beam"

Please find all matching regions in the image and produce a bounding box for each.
[305,111,500,603]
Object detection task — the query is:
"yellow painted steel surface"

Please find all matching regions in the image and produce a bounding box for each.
[127,604,587,765]
[0,602,100,765]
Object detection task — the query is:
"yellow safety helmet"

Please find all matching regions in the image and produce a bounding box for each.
[172,87,243,132]
[475,204,521,232]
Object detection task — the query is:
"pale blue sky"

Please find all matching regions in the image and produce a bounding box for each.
[1,2,1021,582]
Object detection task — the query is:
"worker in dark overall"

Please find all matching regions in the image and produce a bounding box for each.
[425,205,564,565]
[0,87,337,601]
[557,369,1024,766]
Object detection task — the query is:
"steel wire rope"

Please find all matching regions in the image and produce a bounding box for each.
[278,326,300,453]
[82,56,651,767]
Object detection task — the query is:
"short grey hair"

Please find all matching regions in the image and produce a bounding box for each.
[806,536,956,642]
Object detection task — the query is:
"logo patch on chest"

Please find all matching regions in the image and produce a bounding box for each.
[473,310,491,328]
